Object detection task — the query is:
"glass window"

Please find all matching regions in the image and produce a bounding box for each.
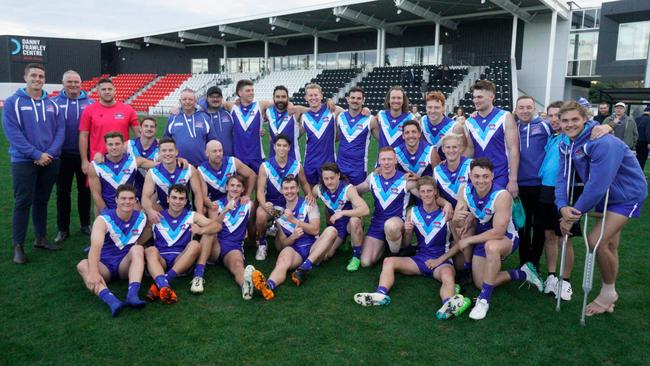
[595,9,600,28]
[566,61,577,76]
[326,53,337,69]
[363,50,376,68]
[583,9,596,29]
[404,47,416,66]
[338,52,351,69]
[317,53,326,69]
[385,48,403,66]
[249,58,260,73]
[616,21,650,60]
[571,10,583,30]
[281,56,289,70]
[299,55,309,70]
[577,32,598,60]
[228,59,238,73]
[191,58,208,74]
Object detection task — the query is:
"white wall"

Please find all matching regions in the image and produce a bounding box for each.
[0,83,62,101]
[517,12,570,107]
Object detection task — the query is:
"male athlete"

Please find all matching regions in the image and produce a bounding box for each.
[421,91,456,161]
[370,86,415,150]
[127,116,159,199]
[336,87,373,185]
[394,120,440,177]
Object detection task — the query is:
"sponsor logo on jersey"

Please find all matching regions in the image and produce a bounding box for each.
[488,123,497,130]
[115,113,125,120]
[485,208,492,215]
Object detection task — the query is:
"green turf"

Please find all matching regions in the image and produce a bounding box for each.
[0,113,649,365]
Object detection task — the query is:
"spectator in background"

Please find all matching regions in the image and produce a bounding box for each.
[422,67,430,86]
[576,97,593,120]
[2,63,65,263]
[420,79,428,100]
[79,78,141,175]
[635,105,650,170]
[594,102,610,124]
[411,104,422,121]
[602,102,638,150]
[453,106,465,122]
[53,70,93,245]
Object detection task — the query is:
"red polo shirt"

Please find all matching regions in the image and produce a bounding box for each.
[79,101,139,159]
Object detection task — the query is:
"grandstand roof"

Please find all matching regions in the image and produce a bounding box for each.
[104,0,568,47]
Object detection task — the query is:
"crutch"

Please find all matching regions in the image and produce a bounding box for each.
[580,189,610,326]
[555,167,576,312]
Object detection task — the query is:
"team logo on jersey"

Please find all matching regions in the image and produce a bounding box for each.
[239,211,246,217]
[459,176,467,182]
[338,199,345,206]
[419,162,426,167]
[46,105,54,113]
[574,148,585,158]
[179,179,187,184]
[488,124,497,130]
[391,187,399,194]
[196,121,204,128]
[434,221,442,228]
[485,208,492,215]
[131,229,139,235]
[115,113,125,119]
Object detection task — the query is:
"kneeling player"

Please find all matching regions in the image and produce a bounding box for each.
[313,163,369,271]
[454,158,543,320]
[354,177,470,319]
[190,175,256,298]
[76,185,148,317]
[252,177,337,300]
[145,184,221,304]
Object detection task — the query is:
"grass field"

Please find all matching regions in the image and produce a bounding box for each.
[0,113,649,365]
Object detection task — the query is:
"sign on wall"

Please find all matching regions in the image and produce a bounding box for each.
[9,37,48,63]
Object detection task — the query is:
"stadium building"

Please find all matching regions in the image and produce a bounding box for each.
[2,0,650,114]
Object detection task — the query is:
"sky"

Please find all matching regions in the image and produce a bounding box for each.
[0,0,605,41]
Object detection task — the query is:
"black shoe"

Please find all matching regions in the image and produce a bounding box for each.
[54,231,69,244]
[13,244,27,264]
[80,225,92,236]
[457,269,473,287]
[33,237,61,251]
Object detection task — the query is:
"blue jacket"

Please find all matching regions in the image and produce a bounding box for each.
[52,90,94,153]
[538,133,564,187]
[2,88,65,163]
[198,97,234,156]
[555,123,647,213]
[518,117,551,186]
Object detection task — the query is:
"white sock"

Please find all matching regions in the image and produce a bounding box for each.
[601,282,617,299]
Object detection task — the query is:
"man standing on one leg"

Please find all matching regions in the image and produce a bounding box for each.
[53,70,93,244]
[252,177,338,300]
[76,185,148,317]
[2,63,65,263]
[453,158,543,320]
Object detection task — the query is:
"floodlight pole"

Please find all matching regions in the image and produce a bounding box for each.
[434,23,440,65]
[544,10,557,108]
[314,36,319,69]
[511,15,518,60]
[264,41,269,75]
[223,45,228,73]
[376,29,382,67]
[644,37,650,87]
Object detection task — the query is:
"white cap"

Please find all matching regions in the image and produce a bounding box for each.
[615,102,626,108]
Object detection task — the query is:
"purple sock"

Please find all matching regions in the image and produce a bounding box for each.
[478,283,495,303]
[352,245,362,259]
[194,264,205,278]
[442,297,450,304]
[126,282,146,308]
[508,269,526,282]
[98,288,124,316]
[258,238,267,246]
[463,261,471,271]
[299,259,313,272]
[166,269,177,282]
[267,279,276,290]
[127,282,141,298]
[376,286,389,295]
[155,275,170,289]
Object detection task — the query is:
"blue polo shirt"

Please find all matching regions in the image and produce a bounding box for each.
[164,109,217,166]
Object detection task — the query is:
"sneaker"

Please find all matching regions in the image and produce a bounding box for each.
[266,224,277,236]
[190,277,205,294]
[544,275,558,296]
[291,268,306,286]
[521,262,544,292]
[146,284,160,301]
[255,245,267,261]
[159,286,178,304]
[435,294,468,320]
[560,280,573,301]
[469,298,490,320]
[346,257,361,272]
[242,265,255,300]
[353,292,391,306]
[80,225,92,236]
[252,270,275,300]
[454,296,472,317]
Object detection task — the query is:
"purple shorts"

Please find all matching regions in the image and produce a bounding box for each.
[473,233,520,259]
[329,215,351,240]
[343,169,367,186]
[304,167,320,185]
[159,251,181,269]
[241,159,263,174]
[596,200,643,219]
[218,239,243,262]
[410,253,452,277]
[290,243,312,261]
[100,252,128,281]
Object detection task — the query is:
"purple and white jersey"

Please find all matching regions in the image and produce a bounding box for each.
[462,182,517,239]
[92,153,138,209]
[337,111,371,183]
[394,142,434,177]
[198,157,237,202]
[266,106,301,162]
[302,104,336,173]
[465,107,509,183]
[409,205,449,258]
[377,110,415,149]
[434,156,472,207]
[232,101,264,161]
[98,208,146,258]
[368,171,410,221]
[150,163,192,210]
[215,196,251,244]
[421,115,455,161]
[263,156,301,207]
[127,138,159,198]
[277,197,317,250]
[318,181,353,216]
[153,208,195,254]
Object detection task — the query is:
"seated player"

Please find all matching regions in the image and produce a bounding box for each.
[453,157,543,320]
[394,120,440,177]
[354,177,471,320]
[251,177,338,300]
[198,140,256,205]
[88,132,156,216]
[145,184,221,304]
[555,101,647,316]
[141,137,204,223]
[76,184,148,317]
[312,163,369,271]
[355,147,419,267]
[255,134,312,260]
[189,175,256,297]
[434,133,474,282]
